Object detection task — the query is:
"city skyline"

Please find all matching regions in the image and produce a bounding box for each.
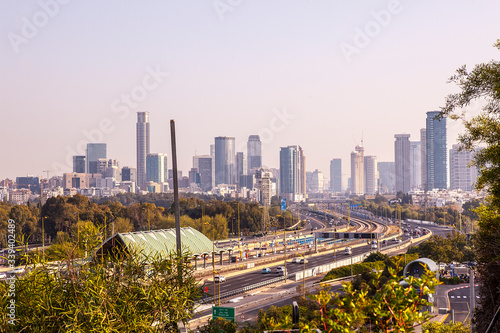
[1,2,500,181]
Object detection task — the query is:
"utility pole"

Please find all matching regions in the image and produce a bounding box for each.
[284,215,287,283]
[170,120,182,256]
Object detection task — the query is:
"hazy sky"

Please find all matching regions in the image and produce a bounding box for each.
[1,1,500,183]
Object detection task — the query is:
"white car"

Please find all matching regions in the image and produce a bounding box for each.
[214,275,226,283]
[291,257,300,263]
[0,272,7,279]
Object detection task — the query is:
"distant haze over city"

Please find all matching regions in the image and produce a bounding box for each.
[1,1,500,181]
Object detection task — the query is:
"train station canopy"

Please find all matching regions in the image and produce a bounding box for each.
[94,227,229,259]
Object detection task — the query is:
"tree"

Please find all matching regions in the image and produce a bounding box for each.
[422,321,470,333]
[266,266,438,332]
[441,39,500,332]
[0,246,200,331]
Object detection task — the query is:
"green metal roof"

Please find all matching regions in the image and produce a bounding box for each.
[97,227,228,258]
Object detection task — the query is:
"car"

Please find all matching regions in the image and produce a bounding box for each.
[0,272,7,279]
[291,257,300,263]
[261,268,271,274]
[276,266,285,274]
[299,258,308,264]
[345,246,352,255]
[371,243,378,250]
[214,275,226,283]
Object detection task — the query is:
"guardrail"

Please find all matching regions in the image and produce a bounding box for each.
[198,273,295,304]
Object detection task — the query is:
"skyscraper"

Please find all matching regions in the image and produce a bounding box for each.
[330,158,342,192]
[450,144,478,191]
[136,112,150,190]
[364,156,378,195]
[146,153,168,183]
[410,141,421,190]
[394,134,411,193]
[350,145,364,195]
[236,152,246,188]
[256,169,273,207]
[247,135,262,172]
[193,155,214,191]
[279,145,306,201]
[426,111,447,190]
[420,128,427,190]
[378,162,395,194]
[86,143,106,174]
[214,137,236,185]
[310,169,324,193]
[73,156,85,173]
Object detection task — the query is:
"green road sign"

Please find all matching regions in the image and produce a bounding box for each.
[212,306,235,322]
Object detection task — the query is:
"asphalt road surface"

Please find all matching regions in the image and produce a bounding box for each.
[445,285,480,324]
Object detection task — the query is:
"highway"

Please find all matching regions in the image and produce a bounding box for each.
[202,217,402,301]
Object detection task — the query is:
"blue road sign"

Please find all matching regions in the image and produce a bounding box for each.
[281,198,286,211]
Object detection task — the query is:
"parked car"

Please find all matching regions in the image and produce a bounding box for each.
[261,268,271,274]
[214,275,226,283]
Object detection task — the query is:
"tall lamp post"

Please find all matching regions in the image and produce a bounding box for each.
[277,214,287,283]
[297,253,306,298]
[205,221,217,305]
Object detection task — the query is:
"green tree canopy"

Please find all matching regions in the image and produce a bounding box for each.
[441,39,500,332]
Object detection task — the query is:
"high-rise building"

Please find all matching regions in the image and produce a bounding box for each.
[247,135,262,172]
[330,158,342,192]
[214,136,236,185]
[378,162,395,194]
[188,168,201,187]
[16,176,40,194]
[86,143,106,174]
[146,153,168,183]
[394,134,411,193]
[450,144,478,191]
[420,128,427,190]
[364,156,378,195]
[410,141,421,190]
[136,112,150,190]
[426,111,447,190]
[236,152,246,188]
[121,167,136,182]
[256,169,272,207]
[193,155,214,191]
[310,169,324,193]
[279,145,306,201]
[73,156,86,173]
[350,145,364,195]
[298,146,306,199]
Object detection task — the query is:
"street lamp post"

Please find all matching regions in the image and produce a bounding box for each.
[278,214,287,283]
[284,215,287,283]
[298,254,306,298]
[204,221,217,305]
